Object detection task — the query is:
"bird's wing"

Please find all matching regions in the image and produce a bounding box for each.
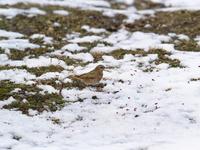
[78,71,96,80]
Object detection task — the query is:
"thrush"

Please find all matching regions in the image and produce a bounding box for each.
[69,65,105,86]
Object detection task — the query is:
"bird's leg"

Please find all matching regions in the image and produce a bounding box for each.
[59,82,64,96]
[91,83,106,92]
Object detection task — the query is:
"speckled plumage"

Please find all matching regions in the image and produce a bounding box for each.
[69,65,105,86]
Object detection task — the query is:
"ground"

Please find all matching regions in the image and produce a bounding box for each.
[0,0,200,149]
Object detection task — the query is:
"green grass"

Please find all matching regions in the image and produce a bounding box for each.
[174,39,200,52]
[9,47,53,60]
[134,0,166,10]
[0,5,125,38]
[0,80,65,114]
[0,48,4,54]
[105,48,182,69]
[3,93,64,114]
[26,65,64,76]
[0,3,192,115]
[0,80,41,100]
[126,10,200,38]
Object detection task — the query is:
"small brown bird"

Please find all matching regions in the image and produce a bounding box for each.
[69,65,105,86]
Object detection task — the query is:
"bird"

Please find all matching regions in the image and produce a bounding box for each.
[69,65,105,86]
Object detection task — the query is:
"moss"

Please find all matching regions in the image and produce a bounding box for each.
[9,47,53,60]
[174,39,200,51]
[38,79,87,90]
[110,49,147,59]
[0,80,66,114]
[55,55,89,66]
[0,48,5,54]
[0,65,17,70]
[79,41,112,52]
[0,80,15,100]
[3,93,64,114]
[148,48,182,67]
[91,52,104,62]
[0,65,64,76]
[0,80,41,100]
[134,0,166,10]
[110,2,128,9]
[37,78,60,88]
[126,10,200,38]
[0,65,64,77]
[0,37,9,41]
[0,6,125,38]
[107,48,182,68]
[0,4,125,61]
[0,80,65,114]
[26,65,64,76]
[9,49,28,60]
[29,37,46,45]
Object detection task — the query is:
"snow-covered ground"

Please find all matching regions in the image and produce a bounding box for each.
[1,0,200,150]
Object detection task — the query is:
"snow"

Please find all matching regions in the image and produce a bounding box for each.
[68,52,94,62]
[153,0,200,7]
[53,10,69,16]
[30,34,53,44]
[195,36,200,45]
[0,97,16,107]
[115,0,134,5]
[0,69,36,83]
[82,25,107,34]
[0,39,39,50]
[61,43,86,52]
[0,30,24,39]
[1,0,200,150]
[37,85,58,94]
[52,50,94,62]
[24,56,67,68]
[0,7,46,18]
[69,35,103,43]
[0,0,111,9]
[91,30,170,53]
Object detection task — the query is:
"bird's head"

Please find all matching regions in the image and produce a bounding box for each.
[95,65,105,71]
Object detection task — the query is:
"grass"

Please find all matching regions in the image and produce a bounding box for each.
[54,55,89,67]
[126,10,200,39]
[0,80,65,114]
[0,48,4,54]
[174,39,200,52]
[0,76,91,115]
[0,65,64,77]
[9,47,53,60]
[0,5,125,39]
[148,48,181,68]
[26,65,64,76]
[38,78,87,90]
[0,80,41,100]
[29,37,47,45]
[0,2,193,115]
[134,0,166,10]
[105,48,182,69]
[3,93,64,114]
[109,49,147,59]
